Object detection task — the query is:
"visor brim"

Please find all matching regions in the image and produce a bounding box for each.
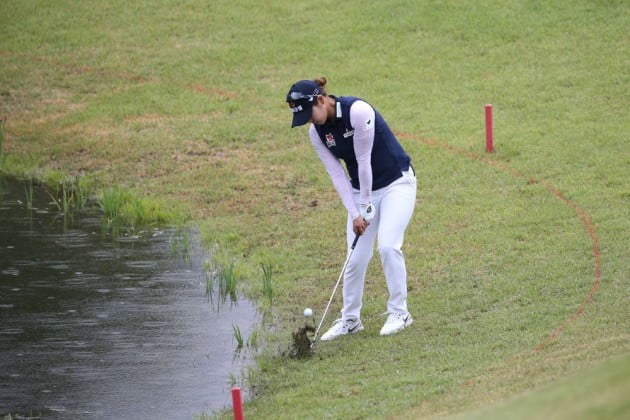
[290,103,313,128]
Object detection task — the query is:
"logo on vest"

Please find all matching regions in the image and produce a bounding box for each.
[343,128,354,138]
[325,133,336,148]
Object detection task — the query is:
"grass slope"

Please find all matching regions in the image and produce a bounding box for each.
[450,353,630,420]
[0,0,628,418]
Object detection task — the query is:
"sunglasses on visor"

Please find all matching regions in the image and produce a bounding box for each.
[288,91,318,101]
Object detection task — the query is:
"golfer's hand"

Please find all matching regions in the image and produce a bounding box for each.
[353,215,369,235]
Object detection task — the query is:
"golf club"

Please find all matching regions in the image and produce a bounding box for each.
[311,233,360,348]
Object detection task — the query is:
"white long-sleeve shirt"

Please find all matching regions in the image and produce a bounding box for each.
[309,100,376,220]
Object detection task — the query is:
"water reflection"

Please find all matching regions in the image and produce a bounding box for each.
[0,178,258,418]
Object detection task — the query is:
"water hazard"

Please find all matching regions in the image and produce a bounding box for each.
[0,178,259,418]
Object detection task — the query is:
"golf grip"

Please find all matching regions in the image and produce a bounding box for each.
[351,232,360,249]
[311,233,360,346]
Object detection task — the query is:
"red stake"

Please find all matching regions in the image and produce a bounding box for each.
[232,386,244,420]
[485,104,494,153]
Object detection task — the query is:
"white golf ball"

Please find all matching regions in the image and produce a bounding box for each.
[303,308,313,317]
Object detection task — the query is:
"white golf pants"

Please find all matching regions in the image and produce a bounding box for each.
[342,168,417,320]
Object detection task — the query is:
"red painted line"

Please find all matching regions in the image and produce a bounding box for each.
[485,104,494,153]
[533,181,602,351]
[397,133,602,351]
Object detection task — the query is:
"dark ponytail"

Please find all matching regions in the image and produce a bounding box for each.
[313,77,328,95]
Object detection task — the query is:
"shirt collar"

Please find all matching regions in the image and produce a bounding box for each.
[335,99,342,119]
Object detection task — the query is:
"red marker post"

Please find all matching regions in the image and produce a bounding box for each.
[485,104,494,153]
[231,386,244,420]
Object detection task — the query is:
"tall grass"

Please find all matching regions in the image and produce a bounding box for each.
[99,186,171,231]
[99,186,126,224]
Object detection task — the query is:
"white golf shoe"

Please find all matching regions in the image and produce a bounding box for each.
[320,318,364,341]
[380,313,413,336]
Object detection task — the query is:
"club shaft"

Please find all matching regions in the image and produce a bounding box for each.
[312,234,360,345]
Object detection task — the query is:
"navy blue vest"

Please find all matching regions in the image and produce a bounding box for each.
[314,96,410,190]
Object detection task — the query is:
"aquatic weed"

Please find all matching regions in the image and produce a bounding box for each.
[204,249,239,306]
[232,324,244,349]
[46,182,70,212]
[261,262,273,304]
[24,179,33,210]
[227,371,237,387]
[169,228,191,262]
[246,328,259,350]
[222,260,238,302]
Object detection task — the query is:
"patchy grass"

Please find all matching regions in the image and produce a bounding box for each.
[448,353,630,420]
[1,0,628,418]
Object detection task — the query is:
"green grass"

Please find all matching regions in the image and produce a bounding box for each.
[450,354,630,420]
[98,185,172,230]
[1,0,628,418]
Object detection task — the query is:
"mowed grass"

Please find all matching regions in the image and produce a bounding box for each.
[0,1,628,419]
[450,353,630,420]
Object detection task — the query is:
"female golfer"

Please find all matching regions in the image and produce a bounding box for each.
[286,77,417,339]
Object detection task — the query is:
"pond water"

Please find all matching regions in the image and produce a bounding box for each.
[0,178,259,419]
